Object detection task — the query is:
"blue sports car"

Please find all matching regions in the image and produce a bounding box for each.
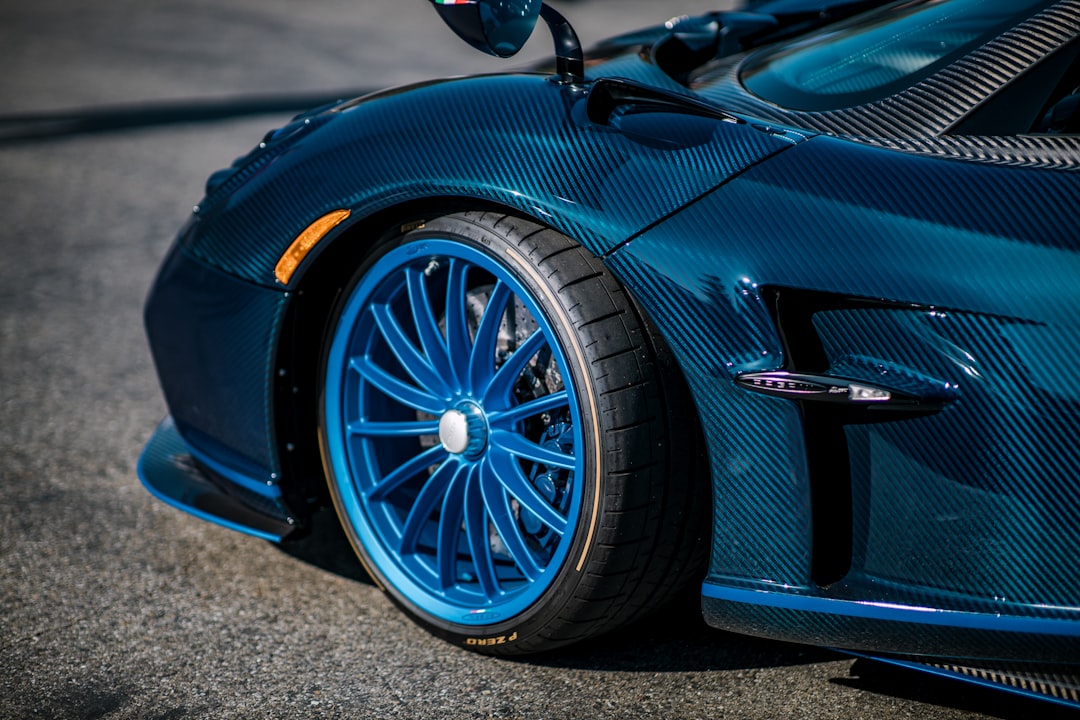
[140,0,1080,706]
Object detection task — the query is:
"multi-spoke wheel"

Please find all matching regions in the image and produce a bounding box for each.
[321,212,706,654]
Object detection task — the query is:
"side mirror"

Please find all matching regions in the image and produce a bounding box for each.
[430,0,585,84]
[430,0,542,58]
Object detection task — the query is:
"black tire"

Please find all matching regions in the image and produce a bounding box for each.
[320,210,707,655]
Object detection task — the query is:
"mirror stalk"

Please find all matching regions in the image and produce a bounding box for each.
[539,4,585,85]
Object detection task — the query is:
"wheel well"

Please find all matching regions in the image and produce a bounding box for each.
[271,199,540,521]
[272,201,712,559]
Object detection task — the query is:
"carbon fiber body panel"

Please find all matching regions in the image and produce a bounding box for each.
[138,417,296,542]
[847,654,1080,710]
[919,661,1080,707]
[145,240,289,488]
[180,73,794,288]
[607,133,1080,660]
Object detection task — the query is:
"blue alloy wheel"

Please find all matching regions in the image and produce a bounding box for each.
[324,238,585,623]
[321,212,706,654]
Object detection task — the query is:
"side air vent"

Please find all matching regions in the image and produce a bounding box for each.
[751,286,957,586]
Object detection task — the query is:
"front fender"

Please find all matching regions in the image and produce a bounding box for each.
[179,73,796,288]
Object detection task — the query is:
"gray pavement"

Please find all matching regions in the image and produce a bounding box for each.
[0,1,1072,718]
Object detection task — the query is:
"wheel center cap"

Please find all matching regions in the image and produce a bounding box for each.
[438,402,487,458]
[438,410,470,454]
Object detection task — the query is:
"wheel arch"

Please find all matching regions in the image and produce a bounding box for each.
[271,197,564,516]
[271,199,713,573]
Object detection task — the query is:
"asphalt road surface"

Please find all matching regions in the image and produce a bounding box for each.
[1,1,1076,718]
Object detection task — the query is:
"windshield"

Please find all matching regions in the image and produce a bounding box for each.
[740,0,1058,111]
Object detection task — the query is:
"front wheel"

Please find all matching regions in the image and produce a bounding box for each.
[320,211,705,655]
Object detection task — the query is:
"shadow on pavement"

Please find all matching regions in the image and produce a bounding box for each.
[275,506,375,586]
[276,508,1078,718]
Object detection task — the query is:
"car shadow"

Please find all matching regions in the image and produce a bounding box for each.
[536,587,841,673]
[276,510,1079,719]
[540,607,1079,718]
[275,506,376,586]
